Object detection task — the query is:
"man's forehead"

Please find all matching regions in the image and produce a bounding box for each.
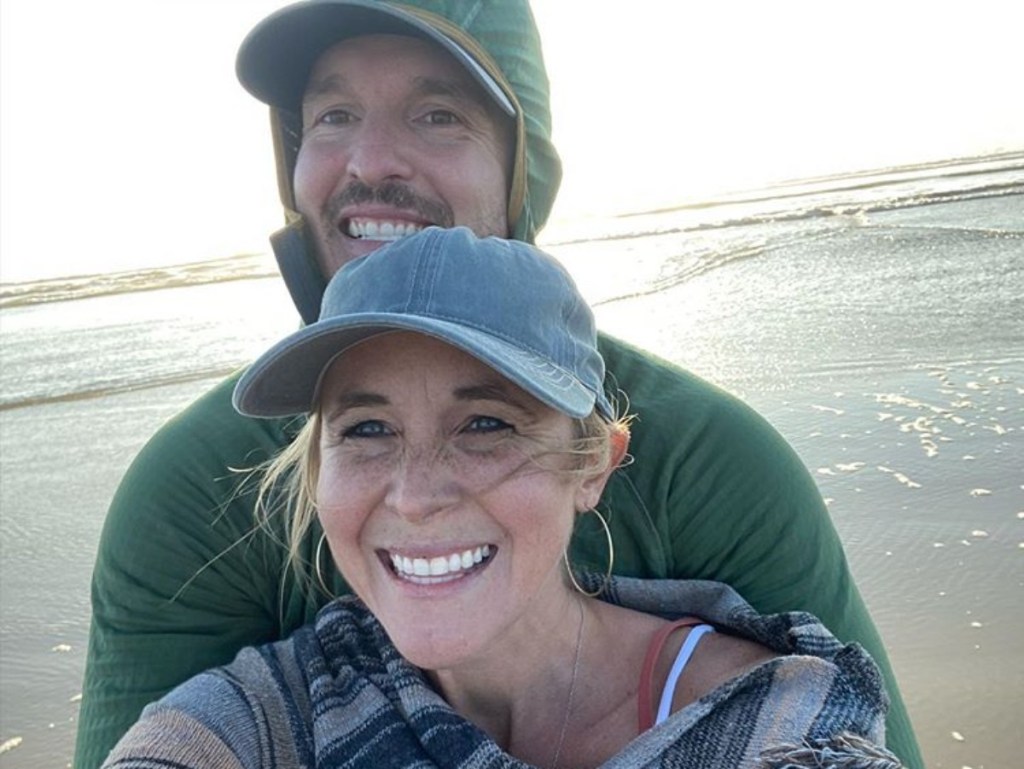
[305,34,494,107]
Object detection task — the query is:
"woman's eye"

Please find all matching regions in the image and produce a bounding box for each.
[466,416,511,434]
[344,420,391,438]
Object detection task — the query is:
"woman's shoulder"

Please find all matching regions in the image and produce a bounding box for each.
[670,625,880,715]
[603,577,854,659]
[679,628,778,701]
[638,622,895,767]
[605,577,891,722]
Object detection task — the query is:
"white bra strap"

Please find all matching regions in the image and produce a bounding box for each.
[655,624,715,726]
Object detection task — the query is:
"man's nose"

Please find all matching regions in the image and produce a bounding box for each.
[384,450,462,523]
[345,120,415,186]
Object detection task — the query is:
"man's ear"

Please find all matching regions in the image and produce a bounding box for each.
[574,427,631,512]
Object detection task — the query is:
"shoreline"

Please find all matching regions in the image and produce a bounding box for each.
[3,150,1021,310]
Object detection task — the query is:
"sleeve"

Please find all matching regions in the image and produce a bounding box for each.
[101,666,270,769]
[74,373,322,769]
[101,705,250,769]
[585,334,923,769]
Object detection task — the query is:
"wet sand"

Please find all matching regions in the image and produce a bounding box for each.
[0,380,218,769]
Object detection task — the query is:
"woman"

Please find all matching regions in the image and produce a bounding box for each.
[102,227,900,768]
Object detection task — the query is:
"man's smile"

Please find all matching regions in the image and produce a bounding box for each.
[345,217,428,241]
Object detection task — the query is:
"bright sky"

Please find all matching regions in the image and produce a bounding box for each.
[1,0,1021,283]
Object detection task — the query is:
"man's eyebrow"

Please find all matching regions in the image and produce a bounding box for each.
[303,73,352,103]
[411,76,490,110]
[303,73,488,113]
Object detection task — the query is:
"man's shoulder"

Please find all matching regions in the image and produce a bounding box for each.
[601,333,745,411]
[102,370,301,536]
[598,333,789,452]
[135,370,298,470]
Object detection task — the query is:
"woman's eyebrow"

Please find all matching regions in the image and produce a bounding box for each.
[454,383,527,410]
[322,391,389,422]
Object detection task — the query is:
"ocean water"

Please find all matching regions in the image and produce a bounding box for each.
[1,153,1021,768]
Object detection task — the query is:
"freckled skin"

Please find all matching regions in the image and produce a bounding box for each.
[315,333,612,673]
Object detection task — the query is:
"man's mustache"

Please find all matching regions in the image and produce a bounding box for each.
[326,182,454,228]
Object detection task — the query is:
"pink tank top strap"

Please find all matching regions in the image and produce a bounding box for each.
[636,617,706,733]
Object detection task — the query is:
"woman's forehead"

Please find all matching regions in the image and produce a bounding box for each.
[316,332,570,428]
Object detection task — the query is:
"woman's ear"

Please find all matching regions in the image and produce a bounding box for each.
[574,426,631,512]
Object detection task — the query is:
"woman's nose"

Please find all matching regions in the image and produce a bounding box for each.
[384,449,462,523]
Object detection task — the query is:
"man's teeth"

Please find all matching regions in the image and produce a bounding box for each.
[347,220,425,241]
[391,545,491,579]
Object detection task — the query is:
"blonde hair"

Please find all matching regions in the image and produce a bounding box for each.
[254,404,631,594]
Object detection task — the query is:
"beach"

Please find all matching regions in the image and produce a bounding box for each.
[1,155,1021,768]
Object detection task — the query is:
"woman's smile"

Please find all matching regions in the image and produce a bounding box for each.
[383,544,495,584]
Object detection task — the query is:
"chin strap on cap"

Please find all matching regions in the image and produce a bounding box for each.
[270,220,326,326]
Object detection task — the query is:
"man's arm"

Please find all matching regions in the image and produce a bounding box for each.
[580,334,923,769]
[74,373,320,769]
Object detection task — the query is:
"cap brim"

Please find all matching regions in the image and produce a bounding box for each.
[237,0,514,116]
[233,314,596,420]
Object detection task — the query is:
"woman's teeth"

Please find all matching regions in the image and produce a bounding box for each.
[390,545,492,580]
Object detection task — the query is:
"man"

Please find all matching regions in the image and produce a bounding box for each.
[75,2,923,768]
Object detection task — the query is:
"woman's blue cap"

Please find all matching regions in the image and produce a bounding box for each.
[233,227,611,420]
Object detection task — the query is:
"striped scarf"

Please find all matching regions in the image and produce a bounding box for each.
[104,578,902,768]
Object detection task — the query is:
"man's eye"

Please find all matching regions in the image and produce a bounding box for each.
[465,416,511,434]
[316,109,355,126]
[344,420,391,438]
[422,109,460,126]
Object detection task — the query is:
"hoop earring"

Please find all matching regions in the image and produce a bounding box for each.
[314,532,335,599]
[564,508,615,597]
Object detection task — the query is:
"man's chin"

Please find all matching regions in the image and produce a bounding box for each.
[321,238,392,276]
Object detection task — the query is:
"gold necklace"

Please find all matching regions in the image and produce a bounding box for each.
[550,600,586,769]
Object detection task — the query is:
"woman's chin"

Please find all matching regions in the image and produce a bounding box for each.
[385,622,489,672]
